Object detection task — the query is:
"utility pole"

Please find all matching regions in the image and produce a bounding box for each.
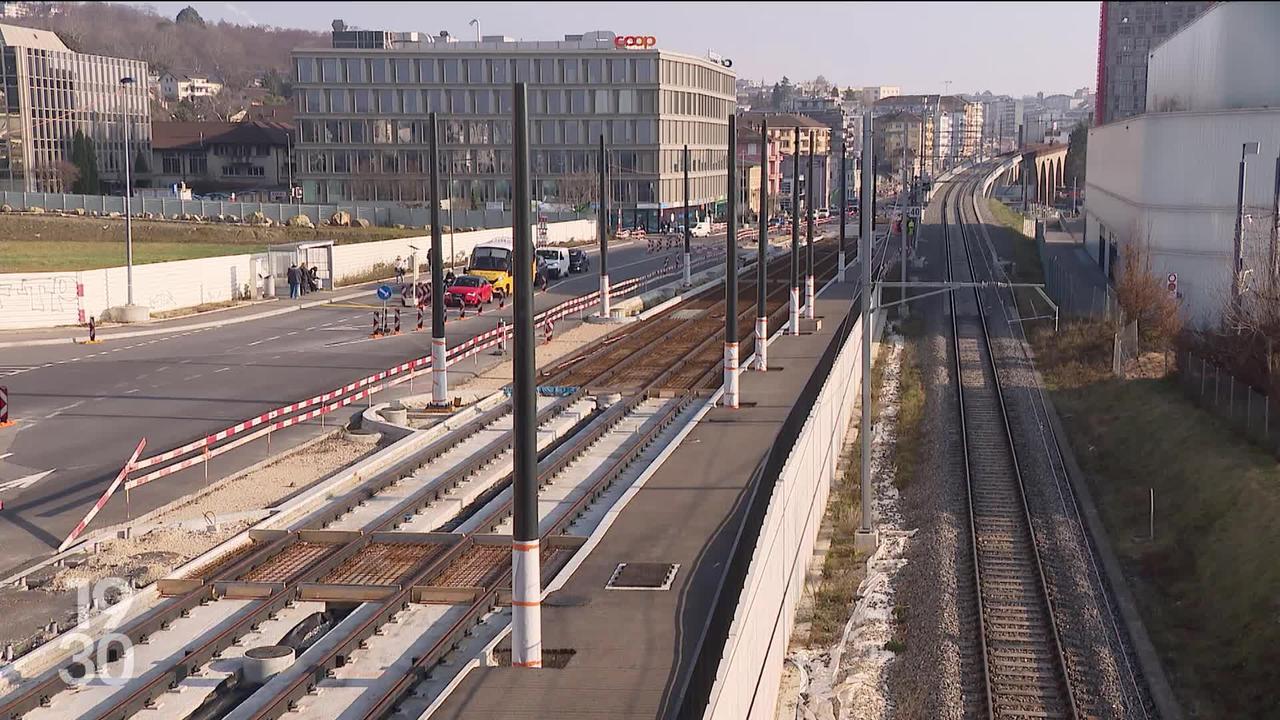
[1270,154,1280,298]
[683,144,692,286]
[856,110,876,553]
[724,113,739,408]
[598,134,610,318]
[838,142,847,282]
[1234,141,1261,305]
[510,81,542,669]
[790,127,800,335]
[427,112,448,407]
[120,76,136,309]
[805,130,816,319]
[756,118,770,371]
[900,135,908,308]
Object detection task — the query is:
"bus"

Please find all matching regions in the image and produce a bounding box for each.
[467,239,535,296]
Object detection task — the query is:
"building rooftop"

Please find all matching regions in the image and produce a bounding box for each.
[0,22,67,51]
[738,111,830,130]
[873,94,973,111]
[152,121,290,151]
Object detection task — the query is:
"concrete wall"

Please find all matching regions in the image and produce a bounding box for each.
[0,254,258,329]
[704,285,886,720]
[0,218,595,329]
[1084,108,1280,325]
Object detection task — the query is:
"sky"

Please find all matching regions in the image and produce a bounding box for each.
[129,1,1100,97]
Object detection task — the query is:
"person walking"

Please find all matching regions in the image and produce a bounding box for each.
[308,264,320,292]
[394,255,406,284]
[299,262,310,295]
[287,262,301,299]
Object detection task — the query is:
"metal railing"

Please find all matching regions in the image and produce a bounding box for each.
[1178,351,1280,458]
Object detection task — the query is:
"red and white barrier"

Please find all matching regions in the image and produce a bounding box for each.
[0,385,10,427]
[59,438,146,551]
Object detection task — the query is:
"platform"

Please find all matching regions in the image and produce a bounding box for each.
[431,279,861,719]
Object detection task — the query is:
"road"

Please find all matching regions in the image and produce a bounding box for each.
[0,235,726,574]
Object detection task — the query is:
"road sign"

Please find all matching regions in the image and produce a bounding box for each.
[0,385,9,426]
[376,285,393,301]
[291,186,303,200]
[537,215,549,243]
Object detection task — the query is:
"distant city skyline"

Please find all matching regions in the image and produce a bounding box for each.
[126,1,1099,97]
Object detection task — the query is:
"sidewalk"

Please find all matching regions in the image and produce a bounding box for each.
[1042,216,1111,317]
[0,282,386,349]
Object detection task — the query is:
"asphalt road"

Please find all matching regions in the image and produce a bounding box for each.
[0,235,727,574]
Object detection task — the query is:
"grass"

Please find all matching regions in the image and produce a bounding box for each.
[1030,320,1280,719]
[151,299,244,320]
[0,213,422,272]
[894,315,927,491]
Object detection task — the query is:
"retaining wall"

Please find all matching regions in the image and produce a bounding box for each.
[704,284,886,719]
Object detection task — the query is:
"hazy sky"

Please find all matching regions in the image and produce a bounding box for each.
[130,1,1099,96]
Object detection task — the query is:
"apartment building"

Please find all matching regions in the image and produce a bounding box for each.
[292,25,735,231]
[1095,0,1211,124]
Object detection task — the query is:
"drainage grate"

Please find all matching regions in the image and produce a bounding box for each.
[605,562,679,591]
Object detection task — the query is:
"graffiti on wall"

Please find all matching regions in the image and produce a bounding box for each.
[0,275,80,316]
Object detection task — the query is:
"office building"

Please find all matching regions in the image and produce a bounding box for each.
[0,23,150,192]
[1095,1,1211,124]
[872,94,983,173]
[292,25,735,231]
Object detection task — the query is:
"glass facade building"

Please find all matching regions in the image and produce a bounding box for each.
[0,23,150,192]
[292,29,735,230]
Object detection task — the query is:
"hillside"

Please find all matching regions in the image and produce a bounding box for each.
[7,2,325,90]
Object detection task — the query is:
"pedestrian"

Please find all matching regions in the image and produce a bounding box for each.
[287,262,300,299]
[394,255,406,284]
[299,262,310,294]
[308,264,320,292]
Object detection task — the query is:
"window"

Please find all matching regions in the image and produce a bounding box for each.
[548,90,564,114]
[490,59,508,83]
[296,58,315,83]
[392,58,413,83]
[475,90,492,114]
[344,58,366,83]
[371,58,390,83]
[617,89,635,114]
[189,154,207,174]
[401,89,421,114]
[494,119,512,144]
[442,59,460,83]
[426,89,445,112]
[327,89,348,113]
[568,90,586,114]
[445,119,465,144]
[324,120,343,143]
[513,58,531,83]
[469,120,491,144]
[378,89,397,113]
[536,58,554,83]
[397,120,414,143]
[609,58,626,83]
[466,59,483,82]
[348,120,368,143]
[563,120,579,144]
[353,89,372,113]
[333,150,350,173]
[594,89,610,114]
[320,58,341,82]
[418,58,438,82]
[372,119,393,144]
[448,89,468,113]
[161,152,180,174]
[304,89,324,112]
[586,58,604,83]
[561,58,578,83]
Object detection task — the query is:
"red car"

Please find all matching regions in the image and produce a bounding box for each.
[445,275,494,307]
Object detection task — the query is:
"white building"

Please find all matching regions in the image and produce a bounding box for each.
[158,72,224,102]
[1084,2,1280,326]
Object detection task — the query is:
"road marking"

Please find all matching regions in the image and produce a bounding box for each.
[286,331,298,336]
[0,470,53,494]
[155,365,171,372]
[264,335,281,342]
[246,339,265,347]
[0,453,11,461]
[124,388,140,394]
[184,374,203,381]
[0,366,36,377]
[214,367,231,373]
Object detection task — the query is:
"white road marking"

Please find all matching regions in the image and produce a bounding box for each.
[184,374,203,381]
[0,470,53,494]
[214,367,231,373]
[287,331,298,336]
[246,339,265,347]
[0,366,36,377]
[125,388,141,394]
[0,453,11,460]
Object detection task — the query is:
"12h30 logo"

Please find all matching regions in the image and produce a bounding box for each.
[57,577,137,686]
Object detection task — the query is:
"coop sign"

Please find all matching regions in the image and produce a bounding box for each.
[614,35,657,49]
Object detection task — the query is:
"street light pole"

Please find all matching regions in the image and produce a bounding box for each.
[120,76,136,308]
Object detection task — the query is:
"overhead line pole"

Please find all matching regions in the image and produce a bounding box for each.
[427,112,448,406]
[756,118,770,371]
[724,113,739,408]
[789,127,800,335]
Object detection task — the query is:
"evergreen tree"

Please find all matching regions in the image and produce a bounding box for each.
[69,130,101,194]
[175,6,205,27]
[1065,121,1087,186]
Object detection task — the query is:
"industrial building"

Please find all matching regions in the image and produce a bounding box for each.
[291,23,735,231]
[1084,2,1280,325]
[0,22,150,192]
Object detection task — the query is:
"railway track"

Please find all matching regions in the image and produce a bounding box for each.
[943,174,1079,719]
[0,236,849,720]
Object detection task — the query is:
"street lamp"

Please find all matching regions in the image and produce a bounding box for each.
[119,76,145,319]
[1233,141,1261,303]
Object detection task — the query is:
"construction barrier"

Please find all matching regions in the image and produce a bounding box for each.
[58,438,147,551]
[0,385,9,427]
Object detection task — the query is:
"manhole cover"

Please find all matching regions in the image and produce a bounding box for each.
[605,562,679,591]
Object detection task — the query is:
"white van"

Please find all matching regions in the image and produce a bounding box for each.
[690,219,713,238]
[535,246,571,279]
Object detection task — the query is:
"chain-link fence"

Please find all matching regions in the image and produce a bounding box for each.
[1178,351,1280,457]
[1113,319,1139,377]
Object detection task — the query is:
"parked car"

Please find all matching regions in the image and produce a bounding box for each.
[444,275,494,306]
[536,246,570,279]
[568,248,590,273]
[816,208,830,219]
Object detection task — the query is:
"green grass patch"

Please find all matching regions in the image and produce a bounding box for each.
[1,239,268,272]
[895,316,926,490]
[1031,321,1280,718]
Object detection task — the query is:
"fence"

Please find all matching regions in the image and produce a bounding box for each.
[1178,351,1280,457]
[0,190,586,230]
[1034,217,1121,322]
[1113,319,1139,377]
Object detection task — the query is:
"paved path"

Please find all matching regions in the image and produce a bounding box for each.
[1040,216,1112,317]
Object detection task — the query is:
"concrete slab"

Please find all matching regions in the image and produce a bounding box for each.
[428,282,860,719]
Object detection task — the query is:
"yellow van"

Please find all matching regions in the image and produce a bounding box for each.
[466,239,536,297]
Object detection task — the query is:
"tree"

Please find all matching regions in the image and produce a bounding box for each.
[771,76,794,109]
[134,148,149,175]
[260,68,293,99]
[1115,227,1181,342]
[842,87,858,101]
[1065,121,1087,186]
[54,160,80,192]
[69,130,100,195]
[175,6,205,27]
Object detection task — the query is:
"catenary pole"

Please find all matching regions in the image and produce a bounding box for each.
[838,142,847,282]
[724,114,739,407]
[510,82,541,669]
[790,127,801,335]
[598,134,610,318]
[858,110,875,544]
[756,118,770,370]
[805,130,816,319]
[428,112,448,406]
[683,144,692,286]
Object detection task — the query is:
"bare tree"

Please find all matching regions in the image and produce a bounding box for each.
[557,170,597,211]
[1114,232,1182,343]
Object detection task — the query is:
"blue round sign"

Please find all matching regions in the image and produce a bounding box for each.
[376,285,393,301]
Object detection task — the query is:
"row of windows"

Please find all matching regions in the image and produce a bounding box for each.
[297,117,662,149]
[660,58,734,96]
[296,55,659,87]
[660,119,729,147]
[160,152,208,175]
[660,90,733,120]
[298,86,664,117]
[297,147,662,177]
[308,175,669,205]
